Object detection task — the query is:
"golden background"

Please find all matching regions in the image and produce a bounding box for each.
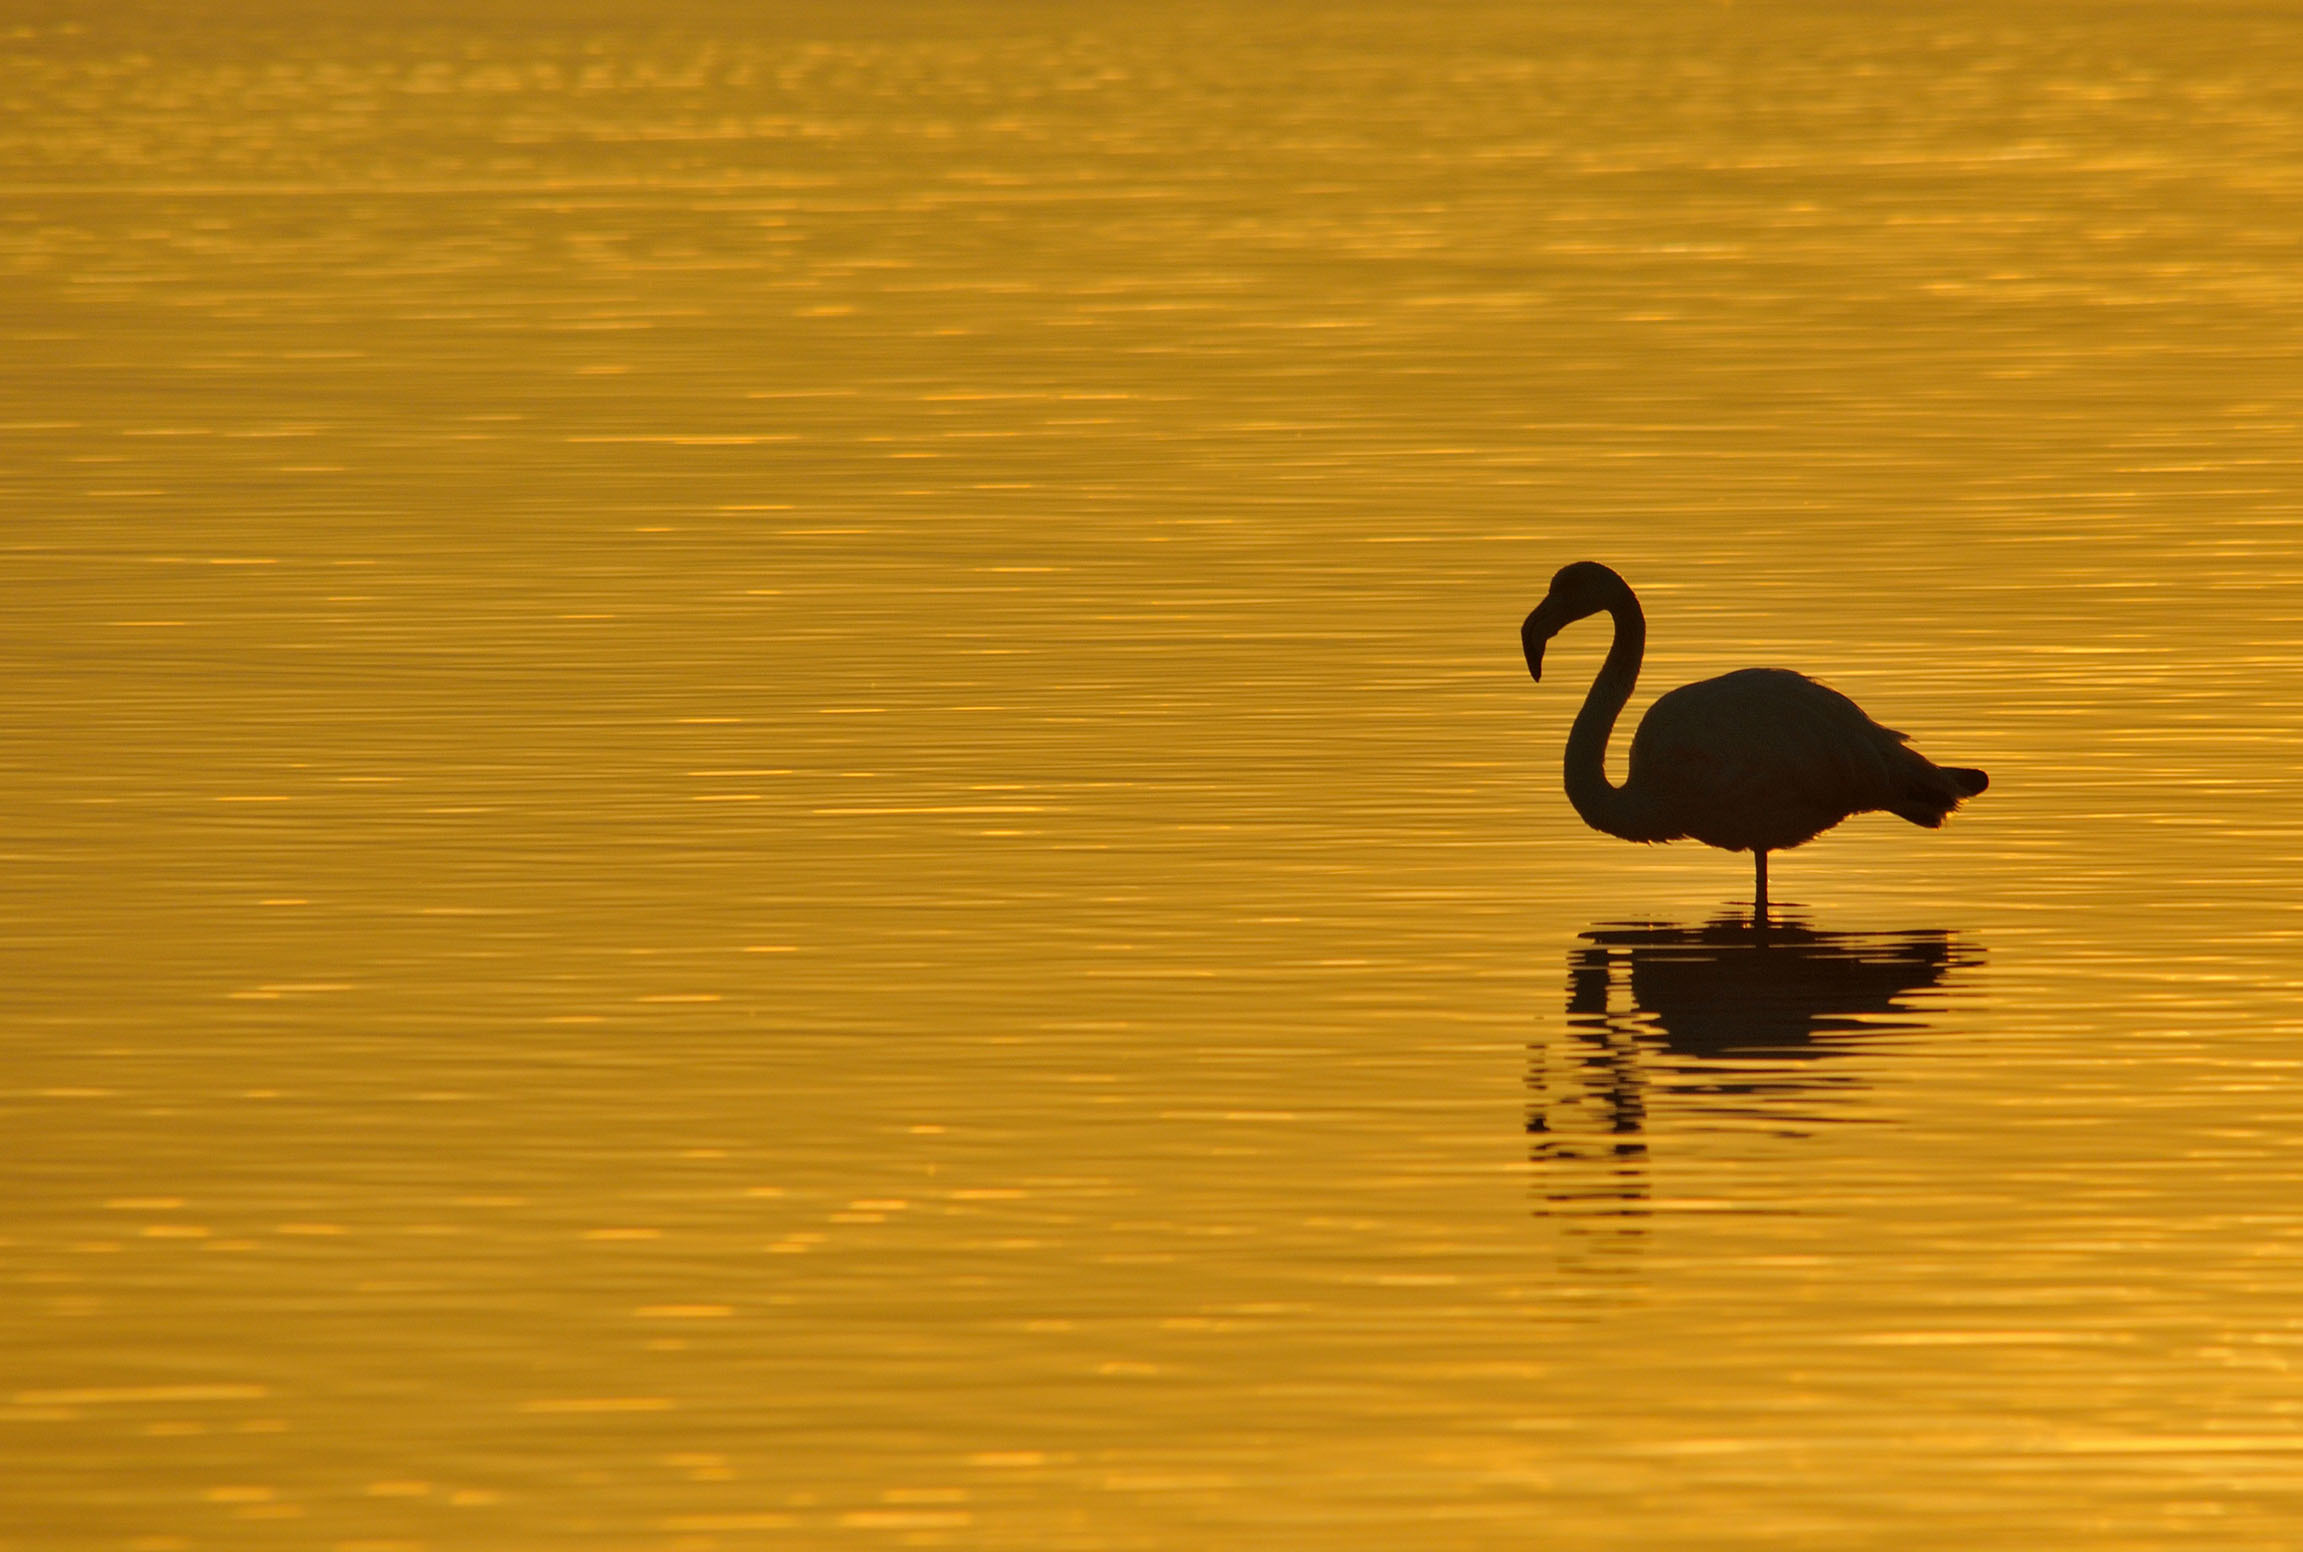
[4,1,2302,1546]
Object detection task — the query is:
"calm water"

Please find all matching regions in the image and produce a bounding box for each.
[7,1,2303,1546]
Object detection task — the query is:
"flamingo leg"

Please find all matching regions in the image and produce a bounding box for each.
[1754,849,1770,923]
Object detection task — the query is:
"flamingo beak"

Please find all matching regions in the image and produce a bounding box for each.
[1521,601,1561,682]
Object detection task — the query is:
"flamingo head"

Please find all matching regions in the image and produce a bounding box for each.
[1521,561,1628,682]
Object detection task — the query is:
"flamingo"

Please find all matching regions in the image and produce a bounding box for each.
[1521,561,1986,917]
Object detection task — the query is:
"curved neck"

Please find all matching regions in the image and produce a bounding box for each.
[1563,594,1651,841]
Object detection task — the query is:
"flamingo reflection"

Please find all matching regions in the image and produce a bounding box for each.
[1529,918,1977,1265]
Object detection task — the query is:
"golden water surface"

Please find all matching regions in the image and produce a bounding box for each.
[6,1,2303,1546]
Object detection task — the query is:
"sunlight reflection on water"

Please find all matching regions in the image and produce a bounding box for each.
[5,1,2303,1547]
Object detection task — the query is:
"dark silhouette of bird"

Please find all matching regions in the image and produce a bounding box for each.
[1521,561,1987,916]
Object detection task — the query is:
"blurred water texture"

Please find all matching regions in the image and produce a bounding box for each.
[5,1,2303,1546]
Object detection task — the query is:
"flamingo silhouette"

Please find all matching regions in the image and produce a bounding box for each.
[1521,562,1986,916]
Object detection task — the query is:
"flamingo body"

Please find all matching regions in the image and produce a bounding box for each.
[1629,666,1977,852]
[1522,562,1985,905]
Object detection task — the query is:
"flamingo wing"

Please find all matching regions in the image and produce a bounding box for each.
[1626,668,1909,852]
